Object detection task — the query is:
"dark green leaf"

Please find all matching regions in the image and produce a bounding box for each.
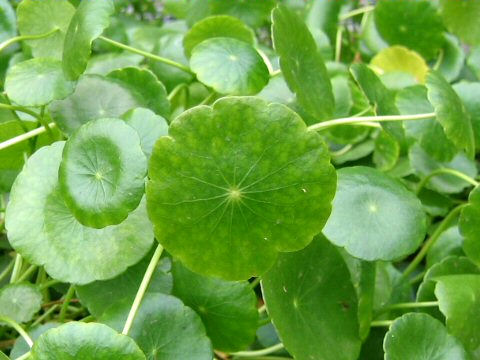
[427,226,464,268]
[453,82,480,151]
[459,186,480,266]
[440,0,480,45]
[437,34,465,82]
[209,0,275,28]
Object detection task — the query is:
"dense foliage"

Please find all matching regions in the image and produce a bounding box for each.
[1,0,480,359]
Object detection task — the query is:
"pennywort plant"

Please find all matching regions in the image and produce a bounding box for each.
[0,0,480,359]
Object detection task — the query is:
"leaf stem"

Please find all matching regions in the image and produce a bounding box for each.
[0,103,41,120]
[38,279,60,291]
[0,316,33,348]
[16,265,38,283]
[59,285,76,322]
[339,5,375,21]
[377,301,438,315]
[98,36,194,75]
[167,83,188,102]
[122,244,163,335]
[401,204,466,281]
[0,122,56,151]
[335,26,344,62]
[416,168,479,194]
[308,112,436,132]
[370,320,394,328]
[16,352,31,360]
[199,91,217,106]
[0,258,14,283]
[249,277,261,289]
[0,28,59,54]
[10,254,23,283]
[232,343,285,357]
[31,304,59,327]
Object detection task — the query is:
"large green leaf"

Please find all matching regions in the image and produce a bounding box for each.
[272,4,334,124]
[59,118,147,228]
[5,58,75,106]
[435,274,480,356]
[17,0,75,59]
[459,187,480,266]
[5,142,153,285]
[49,75,143,135]
[384,313,468,360]
[30,322,146,359]
[0,283,42,323]
[101,293,213,360]
[183,15,255,57]
[323,166,426,261]
[146,97,336,280]
[172,260,258,352]
[76,254,172,318]
[190,37,269,95]
[426,71,475,159]
[63,0,115,80]
[374,0,444,60]
[262,235,361,360]
[107,67,170,120]
[440,0,480,45]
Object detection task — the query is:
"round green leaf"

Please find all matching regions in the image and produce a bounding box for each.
[459,186,480,266]
[384,313,468,360]
[183,15,255,58]
[272,4,334,123]
[371,46,429,83]
[209,0,275,28]
[5,58,75,106]
[5,142,153,285]
[146,97,336,280]
[262,235,361,360]
[190,37,269,95]
[107,67,170,120]
[0,283,42,323]
[31,322,146,360]
[374,0,444,60]
[77,254,172,318]
[122,108,169,159]
[59,118,147,228]
[323,166,427,261]
[63,0,115,80]
[101,293,213,360]
[10,323,60,360]
[17,0,75,59]
[435,274,480,355]
[440,0,480,45]
[172,259,258,352]
[426,70,475,159]
[49,75,143,135]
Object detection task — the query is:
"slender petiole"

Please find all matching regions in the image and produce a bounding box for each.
[232,343,285,357]
[0,123,56,151]
[0,28,59,54]
[0,103,41,120]
[0,315,34,347]
[416,168,479,194]
[377,301,439,315]
[339,6,375,21]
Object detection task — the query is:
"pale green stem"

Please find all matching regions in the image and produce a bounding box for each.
[416,168,479,194]
[258,304,266,314]
[31,304,59,327]
[0,315,33,347]
[257,48,274,75]
[0,103,41,120]
[0,258,14,283]
[433,49,444,71]
[122,244,164,335]
[199,91,217,106]
[370,320,394,328]
[232,343,285,357]
[38,279,60,291]
[98,36,194,75]
[270,69,282,77]
[16,265,38,283]
[167,83,188,102]
[335,26,344,62]
[249,277,261,289]
[0,122,56,151]
[10,254,23,283]
[308,112,436,132]
[339,5,375,21]
[409,270,426,285]
[59,285,76,322]
[331,144,353,157]
[16,352,31,360]
[377,301,438,315]
[39,105,54,140]
[0,28,59,54]
[401,204,466,281]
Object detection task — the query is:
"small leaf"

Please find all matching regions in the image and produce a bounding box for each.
[183,15,255,58]
[86,53,143,76]
[261,235,361,360]
[426,71,475,158]
[172,259,258,352]
[5,142,153,285]
[190,37,269,95]
[122,108,169,159]
[373,131,399,171]
[374,0,444,60]
[5,58,75,106]
[371,46,429,83]
[459,187,480,266]
[272,4,334,123]
[49,75,144,135]
[107,67,170,120]
[426,226,464,268]
[453,82,480,150]
[146,97,336,280]
[31,322,146,360]
[10,323,60,360]
[440,0,480,45]
[101,293,213,360]
[323,166,427,261]
[437,34,465,82]
[0,283,42,323]
[59,118,147,228]
[435,274,480,355]
[63,0,115,80]
[17,0,75,59]
[384,313,468,360]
